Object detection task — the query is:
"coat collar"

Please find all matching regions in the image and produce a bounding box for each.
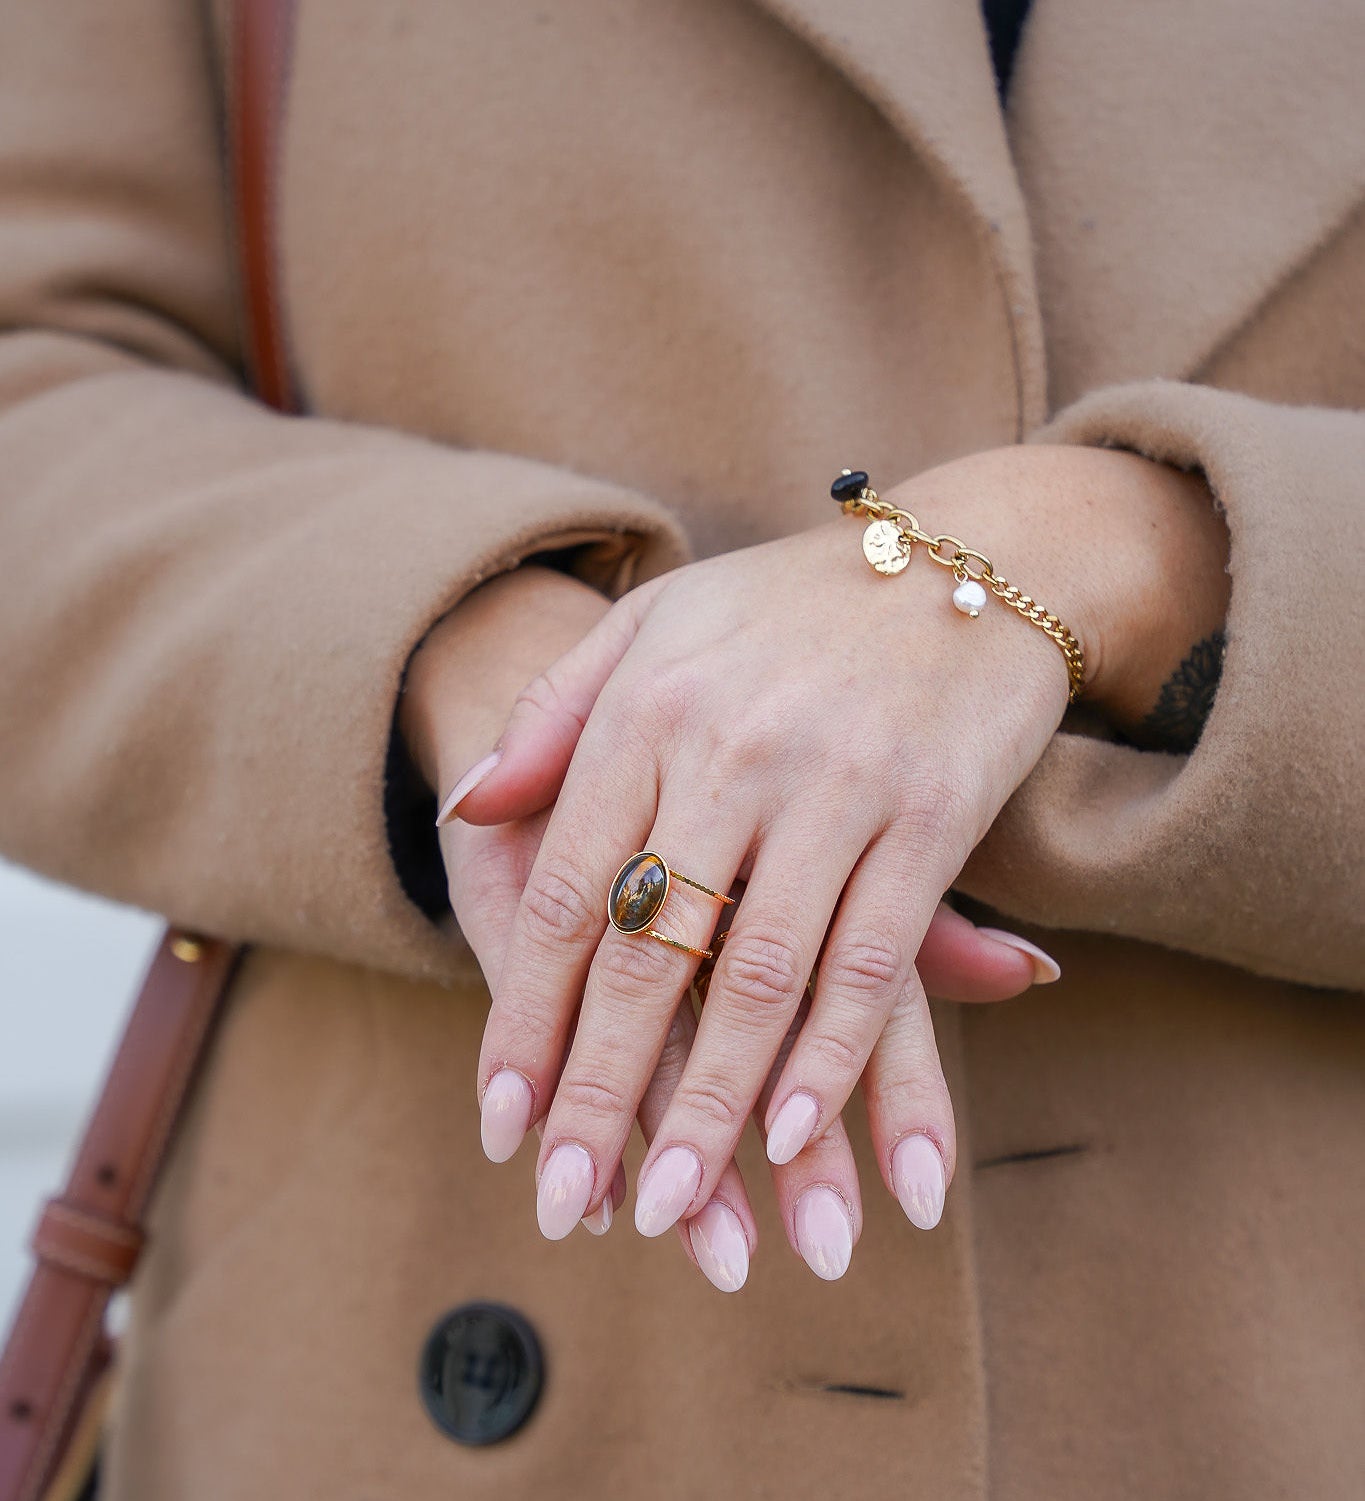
[1008,0,1365,409]
[747,0,1365,419]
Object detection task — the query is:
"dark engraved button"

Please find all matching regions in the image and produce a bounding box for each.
[418,1303,544,1446]
[830,469,869,504]
[608,851,670,934]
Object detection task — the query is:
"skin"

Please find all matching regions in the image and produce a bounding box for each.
[402,565,1033,1279]
[401,443,1230,1283]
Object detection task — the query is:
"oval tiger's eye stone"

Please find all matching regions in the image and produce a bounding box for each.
[609,853,669,934]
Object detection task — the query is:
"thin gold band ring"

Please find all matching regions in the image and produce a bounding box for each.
[606,851,735,960]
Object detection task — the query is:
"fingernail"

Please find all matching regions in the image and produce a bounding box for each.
[536,1143,595,1241]
[794,1186,853,1281]
[976,927,1062,984]
[634,1146,703,1238]
[581,1195,613,1236]
[891,1133,947,1230]
[435,750,502,826]
[479,1068,534,1163]
[688,1202,750,1293]
[766,1092,820,1166]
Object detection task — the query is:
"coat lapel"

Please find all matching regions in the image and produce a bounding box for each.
[1008,0,1365,409]
[746,0,1365,420]
[746,0,1048,431]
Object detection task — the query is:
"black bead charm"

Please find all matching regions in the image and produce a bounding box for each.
[830,469,870,505]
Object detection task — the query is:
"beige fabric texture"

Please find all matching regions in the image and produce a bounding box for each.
[0,0,1361,1497]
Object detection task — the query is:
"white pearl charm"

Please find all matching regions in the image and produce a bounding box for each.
[952,579,988,617]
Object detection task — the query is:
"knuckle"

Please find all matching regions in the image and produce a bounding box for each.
[824,930,904,997]
[521,857,600,945]
[675,1074,748,1136]
[720,930,805,1015]
[637,662,705,736]
[708,707,800,780]
[876,1056,952,1119]
[553,1072,635,1125]
[597,931,679,992]
[896,767,975,842]
[806,1026,870,1077]
[511,666,578,735]
[450,827,512,898]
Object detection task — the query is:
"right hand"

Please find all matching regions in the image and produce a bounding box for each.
[404,564,1058,1287]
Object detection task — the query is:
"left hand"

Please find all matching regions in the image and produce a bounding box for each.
[457,444,1229,1254]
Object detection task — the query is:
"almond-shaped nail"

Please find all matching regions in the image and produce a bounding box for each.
[891,1133,947,1230]
[536,1143,595,1241]
[479,1068,534,1164]
[766,1092,820,1165]
[634,1146,702,1238]
[435,749,502,826]
[794,1186,853,1281]
[581,1195,613,1236]
[688,1202,750,1292]
[976,927,1062,984]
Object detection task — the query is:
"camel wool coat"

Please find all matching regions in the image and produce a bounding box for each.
[2,0,1364,1496]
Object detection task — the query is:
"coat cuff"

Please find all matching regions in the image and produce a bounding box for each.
[955,379,1364,988]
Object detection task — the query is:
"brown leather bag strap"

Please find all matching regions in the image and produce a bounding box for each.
[0,4,297,1498]
[0,937,239,1501]
[232,0,302,414]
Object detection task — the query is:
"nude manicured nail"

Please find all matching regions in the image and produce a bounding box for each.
[794,1186,853,1281]
[581,1195,613,1236]
[536,1143,595,1241]
[634,1146,702,1238]
[435,750,502,826]
[892,1133,947,1231]
[766,1092,819,1166]
[688,1202,750,1293]
[479,1068,533,1164]
[976,927,1062,984]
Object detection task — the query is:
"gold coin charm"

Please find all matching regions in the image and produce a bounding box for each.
[862,519,911,575]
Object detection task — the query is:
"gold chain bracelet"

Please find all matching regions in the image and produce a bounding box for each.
[832,469,1087,702]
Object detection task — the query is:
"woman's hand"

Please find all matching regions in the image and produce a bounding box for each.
[403,562,1056,1286]
[455,444,1230,1260]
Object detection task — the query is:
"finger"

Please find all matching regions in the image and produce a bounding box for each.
[643,990,757,1292]
[753,984,863,1282]
[633,819,871,1240]
[581,1161,628,1237]
[916,901,1060,999]
[862,980,955,1232]
[761,828,957,1172]
[443,819,548,1163]
[439,576,668,826]
[443,814,548,985]
[532,1119,627,1237]
[475,719,662,1200]
[536,807,753,1240]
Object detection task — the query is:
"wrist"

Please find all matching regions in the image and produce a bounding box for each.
[878,445,1229,727]
[399,564,611,793]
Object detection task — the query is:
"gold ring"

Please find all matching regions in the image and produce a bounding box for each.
[607,851,735,960]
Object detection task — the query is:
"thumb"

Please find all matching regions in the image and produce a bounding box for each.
[437,575,666,826]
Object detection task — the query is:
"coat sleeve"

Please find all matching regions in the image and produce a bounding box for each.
[958,378,1364,991]
[0,0,689,983]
